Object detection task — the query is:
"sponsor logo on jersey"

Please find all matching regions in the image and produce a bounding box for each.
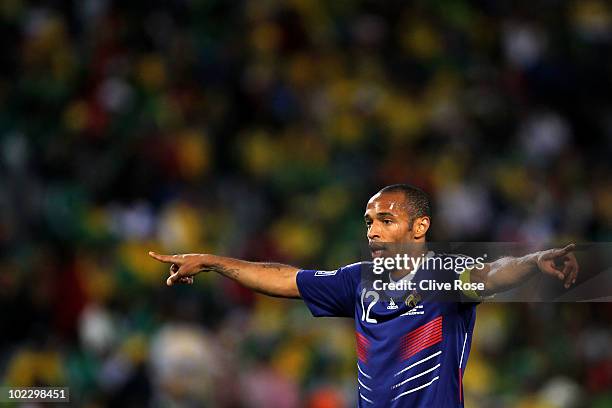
[387,298,399,310]
[314,270,337,276]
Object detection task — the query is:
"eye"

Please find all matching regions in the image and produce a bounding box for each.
[365,220,372,227]
[383,219,393,225]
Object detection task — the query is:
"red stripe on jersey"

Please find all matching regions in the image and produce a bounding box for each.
[400,320,443,347]
[401,333,442,360]
[403,316,442,341]
[400,316,443,361]
[400,323,443,350]
[356,332,370,364]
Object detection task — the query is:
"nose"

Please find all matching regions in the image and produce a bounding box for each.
[368,222,381,240]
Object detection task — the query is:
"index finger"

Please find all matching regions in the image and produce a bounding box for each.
[148,251,182,264]
[545,243,576,259]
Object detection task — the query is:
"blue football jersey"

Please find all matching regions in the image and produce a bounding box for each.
[296,255,477,407]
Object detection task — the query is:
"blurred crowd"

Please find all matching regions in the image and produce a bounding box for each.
[0,0,611,407]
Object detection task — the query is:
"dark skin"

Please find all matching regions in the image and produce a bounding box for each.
[364,191,429,247]
[363,191,579,292]
[149,191,579,296]
[364,191,429,277]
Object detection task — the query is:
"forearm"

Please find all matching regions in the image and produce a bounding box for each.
[473,253,539,295]
[200,255,301,298]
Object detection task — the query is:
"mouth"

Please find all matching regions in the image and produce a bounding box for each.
[369,242,387,258]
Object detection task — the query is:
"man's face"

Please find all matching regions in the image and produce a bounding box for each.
[364,191,428,258]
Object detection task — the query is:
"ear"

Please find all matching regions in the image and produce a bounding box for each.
[412,216,430,240]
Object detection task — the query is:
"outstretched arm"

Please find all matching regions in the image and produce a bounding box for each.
[469,244,579,296]
[148,252,301,298]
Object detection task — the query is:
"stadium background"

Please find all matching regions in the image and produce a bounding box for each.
[0,0,611,406]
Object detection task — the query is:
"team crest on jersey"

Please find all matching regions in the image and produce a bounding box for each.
[404,291,422,308]
[387,298,399,310]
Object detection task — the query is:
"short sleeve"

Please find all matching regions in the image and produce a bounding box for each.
[296,263,360,318]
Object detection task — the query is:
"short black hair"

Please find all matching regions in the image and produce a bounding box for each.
[378,184,432,222]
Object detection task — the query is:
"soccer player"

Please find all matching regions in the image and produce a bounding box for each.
[149,184,579,407]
